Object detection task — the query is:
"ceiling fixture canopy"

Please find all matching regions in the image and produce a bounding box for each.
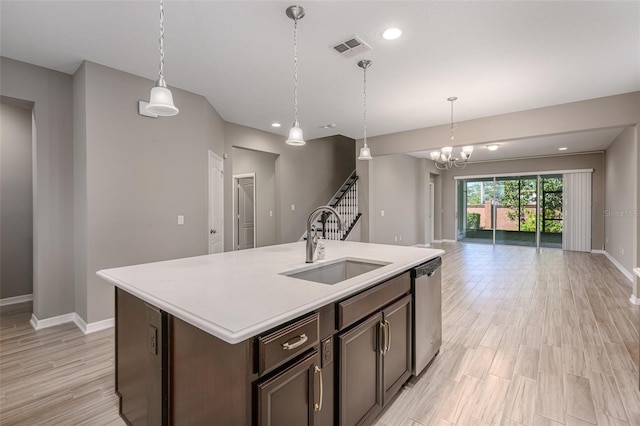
[429,97,472,169]
[285,5,306,146]
[357,59,373,161]
[146,0,179,117]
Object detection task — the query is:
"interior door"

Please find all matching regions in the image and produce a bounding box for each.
[208,151,224,254]
[236,177,255,250]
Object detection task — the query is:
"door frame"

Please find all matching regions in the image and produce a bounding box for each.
[232,172,257,251]
[429,182,435,243]
[208,150,224,254]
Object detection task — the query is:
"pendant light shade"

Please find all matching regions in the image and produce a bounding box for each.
[146,0,178,117]
[358,145,372,160]
[285,5,305,146]
[286,121,305,146]
[147,78,179,116]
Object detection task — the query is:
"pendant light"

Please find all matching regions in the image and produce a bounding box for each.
[285,5,305,146]
[357,60,373,160]
[429,97,473,169]
[146,0,179,117]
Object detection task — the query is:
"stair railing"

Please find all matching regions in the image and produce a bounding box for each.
[322,176,358,240]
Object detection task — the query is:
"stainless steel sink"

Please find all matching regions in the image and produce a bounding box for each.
[282,258,389,285]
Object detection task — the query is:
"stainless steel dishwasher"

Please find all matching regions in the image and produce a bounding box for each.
[411,257,442,376]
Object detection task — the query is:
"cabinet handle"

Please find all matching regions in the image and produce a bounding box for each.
[282,333,308,351]
[384,320,391,353]
[379,321,386,354]
[314,366,323,411]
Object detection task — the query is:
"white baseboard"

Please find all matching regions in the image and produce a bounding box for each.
[73,315,115,334]
[442,239,457,243]
[431,240,443,243]
[592,249,637,304]
[30,312,76,330]
[591,250,633,283]
[412,244,432,248]
[0,293,34,306]
[30,312,114,335]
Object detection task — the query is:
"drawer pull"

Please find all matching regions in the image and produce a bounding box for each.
[282,333,308,350]
[379,321,386,354]
[314,366,323,411]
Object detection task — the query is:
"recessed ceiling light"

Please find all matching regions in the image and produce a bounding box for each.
[271,122,281,128]
[382,28,402,40]
[487,144,499,151]
[320,123,337,129]
[558,147,568,151]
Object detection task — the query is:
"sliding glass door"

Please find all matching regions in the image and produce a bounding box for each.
[460,178,495,244]
[457,174,563,249]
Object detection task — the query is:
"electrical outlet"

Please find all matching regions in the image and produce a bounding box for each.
[394,236,398,242]
[291,204,295,211]
[381,210,385,217]
[177,215,184,225]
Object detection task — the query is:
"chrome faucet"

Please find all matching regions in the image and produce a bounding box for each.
[306,206,344,263]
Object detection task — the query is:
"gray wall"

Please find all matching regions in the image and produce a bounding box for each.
[370,154,425,246]
[224,122,355,249]
[441,153,605,249]
[0,101,33,299]
[0,57,74,320]
[232,147,278,248]
[356,139,444,244]
[605,127,636,274]
[77,61,225,323]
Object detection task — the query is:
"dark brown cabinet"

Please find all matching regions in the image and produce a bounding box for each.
[338,312,383,426]
[257,349,322,426]
[381,295,412,405]
[115,270,416,426]
[337,274,412,426]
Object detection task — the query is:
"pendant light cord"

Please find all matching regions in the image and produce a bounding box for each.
[293,17,299,125]
[449,98,455,142]
[158,0,165,82]
[363,64,368,147]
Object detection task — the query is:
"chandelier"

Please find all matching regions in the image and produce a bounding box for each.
[430,97,473,169]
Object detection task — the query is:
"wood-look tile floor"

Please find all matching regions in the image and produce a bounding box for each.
[0,242,637,425]
[0,303,125,425]
[375,243,640,426]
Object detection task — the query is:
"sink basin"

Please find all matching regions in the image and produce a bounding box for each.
[282,258,389,285]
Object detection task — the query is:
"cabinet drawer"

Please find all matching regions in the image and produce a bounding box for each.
[337,272,410,330]
[258,313,319,375]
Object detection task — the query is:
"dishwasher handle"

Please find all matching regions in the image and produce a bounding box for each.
[412,257,442,278]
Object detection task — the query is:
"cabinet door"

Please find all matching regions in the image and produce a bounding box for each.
[382,295,412,405]
[338,312,383,426]
[115,288,167,426]
[257,349,321,426]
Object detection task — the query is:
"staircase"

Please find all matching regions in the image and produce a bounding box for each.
[302,171,361,241]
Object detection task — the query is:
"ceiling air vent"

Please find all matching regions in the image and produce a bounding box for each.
[332,36,371,58]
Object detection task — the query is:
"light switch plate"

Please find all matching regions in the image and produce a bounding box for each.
[178,215,184,225]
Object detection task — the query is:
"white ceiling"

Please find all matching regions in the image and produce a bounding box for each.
[1,1,639,158]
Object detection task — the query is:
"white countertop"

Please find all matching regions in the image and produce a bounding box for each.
[97,241,444,344]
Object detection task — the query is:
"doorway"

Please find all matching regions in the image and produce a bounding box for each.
[233,173,256,251]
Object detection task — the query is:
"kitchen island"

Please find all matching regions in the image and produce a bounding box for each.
[98,240,444,425]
